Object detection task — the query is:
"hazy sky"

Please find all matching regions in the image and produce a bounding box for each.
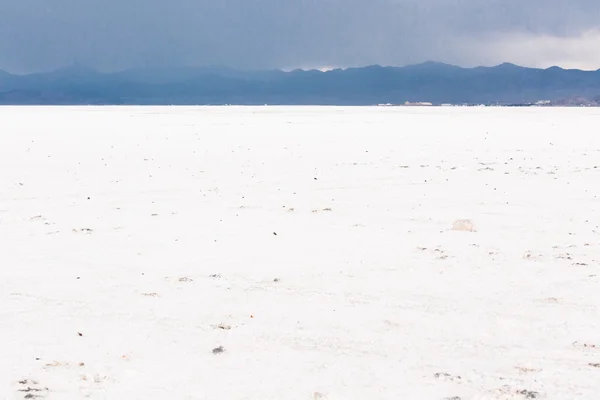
[1,0,600,73]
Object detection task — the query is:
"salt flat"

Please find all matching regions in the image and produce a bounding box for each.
[1,106,600,400]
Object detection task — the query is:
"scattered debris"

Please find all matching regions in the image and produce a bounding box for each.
[214,323,232,330]
[209,274,221,279]
[141,292,159,297]
[589,363,600,368]
[517,389,540,398]
[17,379,48,399]
[44,361,62,368]
[178,277,193,283]
[486,386,542,399]
[516,366,541,373]
[434,372,462,382]
[523,251,543,261]
[72,228,93,234]
[573,341,599,349]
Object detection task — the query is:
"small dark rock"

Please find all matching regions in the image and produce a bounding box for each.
[212,346,225,354]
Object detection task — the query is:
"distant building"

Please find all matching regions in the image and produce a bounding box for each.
[404,101,433,106]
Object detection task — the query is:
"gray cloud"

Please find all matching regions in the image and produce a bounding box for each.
[1,0,599,73]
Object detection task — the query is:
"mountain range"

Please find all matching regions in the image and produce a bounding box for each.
[1,62,600,105]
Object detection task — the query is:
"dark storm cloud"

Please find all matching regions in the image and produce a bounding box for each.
[1,0,599,73]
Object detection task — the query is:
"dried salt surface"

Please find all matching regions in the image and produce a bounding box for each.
[1,106,600,400]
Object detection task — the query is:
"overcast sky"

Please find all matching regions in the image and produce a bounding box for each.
[1,0,599,73]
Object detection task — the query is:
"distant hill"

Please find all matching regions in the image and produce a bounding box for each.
[1,62,600,105]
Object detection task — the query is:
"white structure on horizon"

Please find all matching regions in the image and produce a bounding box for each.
[404,101,433,106]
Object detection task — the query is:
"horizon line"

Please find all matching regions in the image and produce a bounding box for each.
[2,61,600,76]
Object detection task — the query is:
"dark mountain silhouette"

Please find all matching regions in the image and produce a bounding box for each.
[1,62,599,105]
